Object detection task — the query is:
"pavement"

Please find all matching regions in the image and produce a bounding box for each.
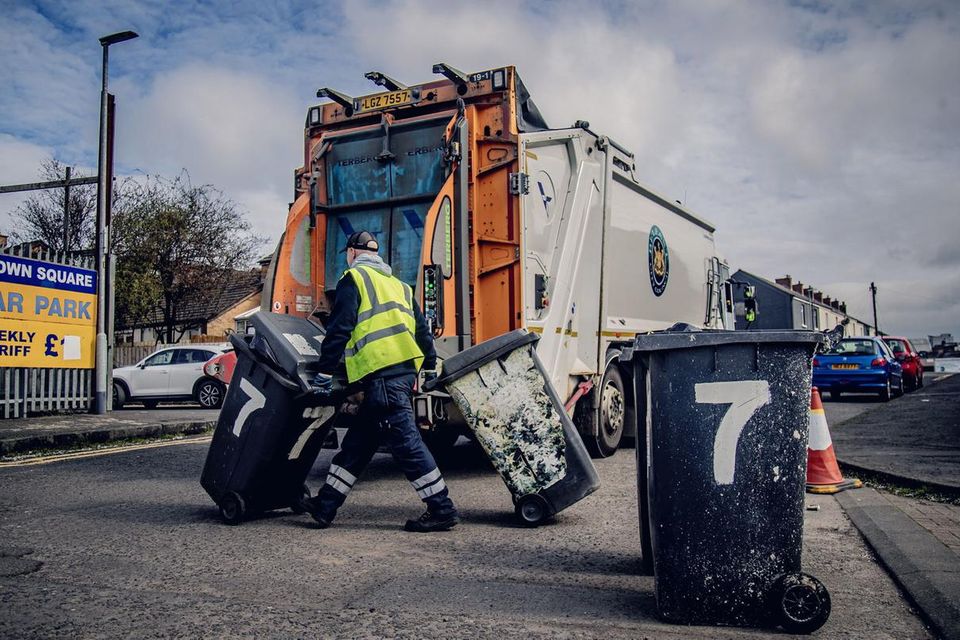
[0,377,958,638]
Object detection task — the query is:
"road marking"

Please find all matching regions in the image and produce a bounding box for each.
[0,434,213,468]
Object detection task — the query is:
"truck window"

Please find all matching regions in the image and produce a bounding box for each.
[323,117,448,288]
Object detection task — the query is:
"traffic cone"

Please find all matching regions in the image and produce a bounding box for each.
[806,386,863,494]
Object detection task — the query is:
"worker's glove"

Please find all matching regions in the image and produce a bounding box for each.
[310,373,335,396]
[422,370,438,384]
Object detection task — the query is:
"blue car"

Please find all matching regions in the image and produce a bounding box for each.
[813,337,904,401]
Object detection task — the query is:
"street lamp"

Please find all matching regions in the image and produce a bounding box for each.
[95,30,138,415]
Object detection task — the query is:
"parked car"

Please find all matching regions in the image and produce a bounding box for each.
[113,344,232,410]
[813,336,904,401]
[882,336,924,390]
[203,348,238,385]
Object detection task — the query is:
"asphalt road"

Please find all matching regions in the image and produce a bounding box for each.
[0,434,932,638]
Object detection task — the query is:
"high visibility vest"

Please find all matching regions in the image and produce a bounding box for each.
[343,264,424,383]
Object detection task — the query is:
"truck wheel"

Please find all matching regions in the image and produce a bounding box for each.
[112,383,127,410]
[769,572,831,634]
[588,361,627,458]
[219,492,246,525]
[196,379,225,409]
[515,494,550,527]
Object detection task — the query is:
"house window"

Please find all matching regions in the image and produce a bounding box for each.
[800,304,807,328]
[813,307,820,329]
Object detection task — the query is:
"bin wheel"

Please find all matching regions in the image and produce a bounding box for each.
[770,572,831,634]
[219,491,246,525]
[290,484,312,514]
[515,494,550,527]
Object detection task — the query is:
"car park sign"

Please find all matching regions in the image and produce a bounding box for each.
[0,254,96,368]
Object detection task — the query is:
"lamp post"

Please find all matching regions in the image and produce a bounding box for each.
[94,30,138,415]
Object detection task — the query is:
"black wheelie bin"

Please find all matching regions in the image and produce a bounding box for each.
[200,312,343,525]
[424,329,600,526]
[622,329,830,634]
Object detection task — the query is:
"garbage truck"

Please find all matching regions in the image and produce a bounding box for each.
[263,64,734,456]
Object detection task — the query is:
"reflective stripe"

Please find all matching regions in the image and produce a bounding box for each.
[329,464,357,486]
[344,323,412,357]
[325,476,352,496]
[417,478,447,500]
[352,264,381,308]
[357,300,415,324]
[412,468,442,490]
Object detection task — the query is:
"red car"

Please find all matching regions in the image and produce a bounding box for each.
[882,336,924,390]
[203,349,238,385]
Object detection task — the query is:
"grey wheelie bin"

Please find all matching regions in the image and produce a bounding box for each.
[424,329,600,526]
[622,329,830,634]
[201,312,343,525]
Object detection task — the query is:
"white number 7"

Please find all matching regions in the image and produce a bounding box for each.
[694,380,771,485]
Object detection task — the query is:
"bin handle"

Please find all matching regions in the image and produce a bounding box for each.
[229,334,302,392]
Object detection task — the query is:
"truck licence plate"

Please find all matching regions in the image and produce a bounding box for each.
[354,89,413,114]
[831,364,859,370]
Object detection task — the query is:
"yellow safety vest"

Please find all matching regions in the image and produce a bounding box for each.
[343,264,424,383]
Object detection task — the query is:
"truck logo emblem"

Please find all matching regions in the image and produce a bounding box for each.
[648,225,669,296]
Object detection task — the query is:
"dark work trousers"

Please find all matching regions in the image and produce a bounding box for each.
[313,373,456,522]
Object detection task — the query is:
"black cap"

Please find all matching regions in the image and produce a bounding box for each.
[342,230,379,252]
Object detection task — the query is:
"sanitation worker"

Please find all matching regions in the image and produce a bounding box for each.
[300,230,459,532]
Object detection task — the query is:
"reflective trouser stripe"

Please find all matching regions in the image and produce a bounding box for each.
[416,478,447,500]
[412,468,442,490]
[329,464,357,485]
[325,464,357,496]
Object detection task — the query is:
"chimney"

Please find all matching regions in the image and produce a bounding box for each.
[776,275,793,289]
[823,296,832,306]
[831,300,840,310]
[792,282,804,294]
[813,291,823,303]
[840,302,847,314]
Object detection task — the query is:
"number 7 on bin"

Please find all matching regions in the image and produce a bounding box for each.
[694,380,771,485]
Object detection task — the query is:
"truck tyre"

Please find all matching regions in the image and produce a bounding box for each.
[579,362,630,458]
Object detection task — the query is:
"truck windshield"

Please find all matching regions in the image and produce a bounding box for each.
[323,117,448,287]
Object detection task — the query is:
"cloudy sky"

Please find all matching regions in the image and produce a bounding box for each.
[1,0,957,339]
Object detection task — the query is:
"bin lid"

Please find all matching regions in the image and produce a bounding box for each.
[248,312,327,387]
[624,329,825,359]
[423,329,539,391]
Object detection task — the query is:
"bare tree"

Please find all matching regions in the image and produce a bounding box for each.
[10,159,99,251]
[112,172,263,343]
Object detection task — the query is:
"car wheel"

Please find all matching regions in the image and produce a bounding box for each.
[879,379,891,401]
[829,390,842,401]
[893,376,904,398]
[112,382,126,409]
[196,379,225,409]
[143,399,159,409]
[918,371,924,388]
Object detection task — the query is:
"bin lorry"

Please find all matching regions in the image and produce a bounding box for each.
[263,64,734,457]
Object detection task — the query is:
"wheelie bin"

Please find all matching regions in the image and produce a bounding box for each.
[424,329,600,526]
[621,329,830,634]
[201,312,342,525]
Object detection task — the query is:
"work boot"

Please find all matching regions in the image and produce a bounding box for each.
[403,509,460,533]
[299,496,332,529]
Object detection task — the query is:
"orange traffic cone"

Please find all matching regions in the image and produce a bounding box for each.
[806,386,863,494]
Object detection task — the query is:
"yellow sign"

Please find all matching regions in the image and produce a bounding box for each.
[0,254,97,369]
